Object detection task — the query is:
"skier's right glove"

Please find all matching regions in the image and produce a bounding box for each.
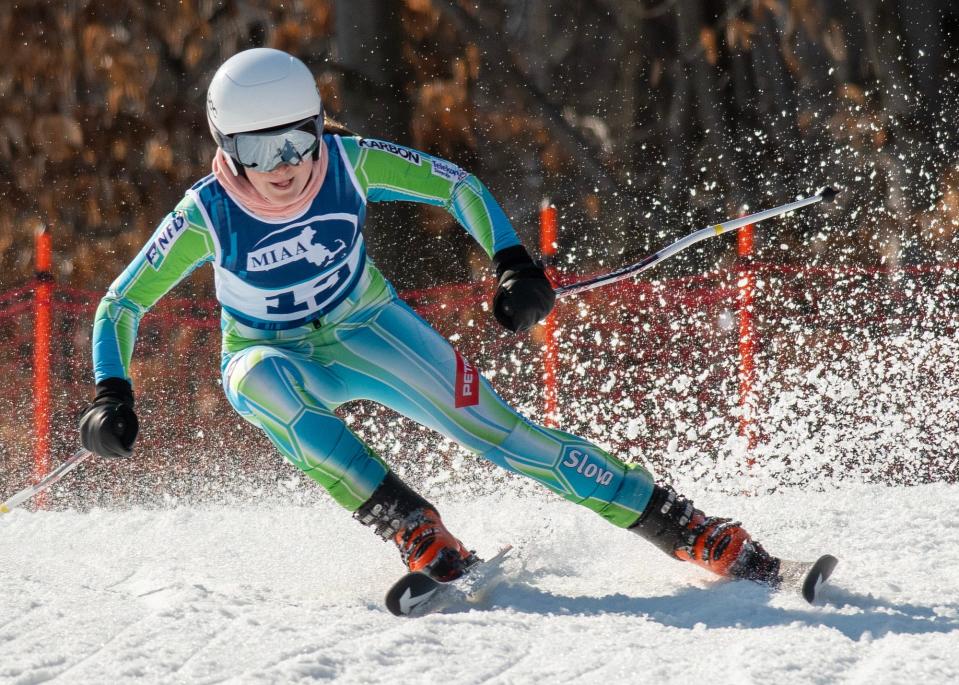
[79,377,139,458]
[492,245,556,333]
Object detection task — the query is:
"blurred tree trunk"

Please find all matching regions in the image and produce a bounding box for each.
[435,0,620,197]
[895,0,945,127]
[676,0,747,207]
[333,1,418,284]
[751,5,801,171]
[852,0,911,119]
[333,0,409,139]
[609,5,646,177]
[663,25,693,208]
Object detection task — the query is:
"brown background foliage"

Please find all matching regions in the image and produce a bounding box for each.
[1,0,957,294]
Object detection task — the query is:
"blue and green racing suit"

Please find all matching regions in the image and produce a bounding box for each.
[91,134,655,526]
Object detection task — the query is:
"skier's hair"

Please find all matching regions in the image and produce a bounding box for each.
[323,115,357,137]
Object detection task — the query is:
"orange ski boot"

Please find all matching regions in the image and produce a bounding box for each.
[629,485,781,584]
[393,507,477,582]
[354,473,476,582]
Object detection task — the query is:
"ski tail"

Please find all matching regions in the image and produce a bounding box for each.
[385,571,442,616]
[385,545,512,617]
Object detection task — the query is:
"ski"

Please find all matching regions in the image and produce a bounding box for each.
[383,547,834,615]
[384,545,513,617]
[778,554,839,603]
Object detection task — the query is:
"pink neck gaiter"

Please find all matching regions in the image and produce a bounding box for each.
[211,140,329,220]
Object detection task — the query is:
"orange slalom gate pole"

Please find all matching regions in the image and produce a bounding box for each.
[539,199,559,427]
[33,226,54,507]
[737,222,758,460]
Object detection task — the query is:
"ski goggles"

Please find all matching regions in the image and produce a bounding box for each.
[220,117,320,172]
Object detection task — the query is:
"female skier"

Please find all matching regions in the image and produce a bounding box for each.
[80,48,781,586]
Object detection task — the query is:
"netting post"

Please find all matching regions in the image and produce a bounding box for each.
[33,226,54,507]
[539,199,559,427]
[737,222,757,460]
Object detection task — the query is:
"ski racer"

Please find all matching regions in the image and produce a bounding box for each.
[80,48,782,587]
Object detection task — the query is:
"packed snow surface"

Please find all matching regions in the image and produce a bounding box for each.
[2,486,959,684]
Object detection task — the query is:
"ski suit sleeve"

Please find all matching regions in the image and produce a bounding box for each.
[336,136,521,258]
[92,195,216,385]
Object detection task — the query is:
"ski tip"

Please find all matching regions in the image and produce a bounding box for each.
[819,186,839,203]
[801,554,839,604]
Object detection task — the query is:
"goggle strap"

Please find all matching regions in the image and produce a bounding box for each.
[224,153,240,176]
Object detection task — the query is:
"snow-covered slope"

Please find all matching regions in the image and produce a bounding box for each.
[2,486,958,684]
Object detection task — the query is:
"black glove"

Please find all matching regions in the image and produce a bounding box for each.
[492,245,556,333]
[79,378,139,458]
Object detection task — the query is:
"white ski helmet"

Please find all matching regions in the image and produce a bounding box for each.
[207,48,323,158]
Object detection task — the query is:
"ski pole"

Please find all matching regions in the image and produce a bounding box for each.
[0,448,92,514]
[554,187,838,299]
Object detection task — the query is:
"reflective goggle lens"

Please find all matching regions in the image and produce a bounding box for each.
[233,128,318,172]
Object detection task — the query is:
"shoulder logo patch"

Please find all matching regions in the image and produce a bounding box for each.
[431,159,468,183]
[358,138,421,165]
[146,210,188,269]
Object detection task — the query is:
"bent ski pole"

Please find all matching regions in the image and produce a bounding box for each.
[0,448,92,514]
[554,187,838,299]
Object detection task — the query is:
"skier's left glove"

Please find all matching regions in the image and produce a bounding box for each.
[492,245,556,333]
[79,378,139,458]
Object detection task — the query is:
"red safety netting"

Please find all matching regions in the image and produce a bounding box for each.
[2,261,958,509]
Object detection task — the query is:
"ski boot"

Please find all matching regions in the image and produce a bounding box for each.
[354,473,477,582]
[629,484,781,585]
